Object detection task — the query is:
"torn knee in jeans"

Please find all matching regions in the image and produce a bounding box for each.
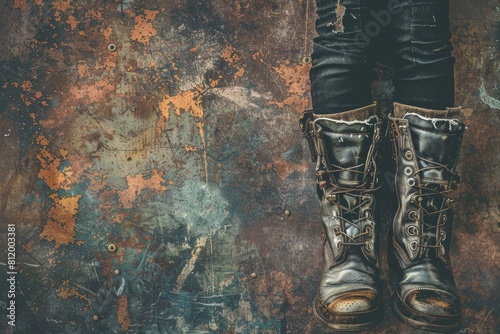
[327,0,347,33]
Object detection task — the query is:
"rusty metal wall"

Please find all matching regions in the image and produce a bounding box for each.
[0,0,498,333]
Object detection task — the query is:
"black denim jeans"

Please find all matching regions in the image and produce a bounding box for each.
[310,0,455,114]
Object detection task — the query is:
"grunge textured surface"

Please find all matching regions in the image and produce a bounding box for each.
[0,0,498,333]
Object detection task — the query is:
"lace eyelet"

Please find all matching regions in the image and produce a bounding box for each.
[411,195,423,203]
[406,225,418,236]
[404,167,413,176]
[333,226,341,235]
[408,210,418,220]
[405,151,413,160]
[409,240,418,251]
[440,244,446,255]
[362,194,372,203]
[407,178,416,187]
[364,226,373,236]
[335,239,342,250]
[365,242,373,252]
[326,194,337,202]
[441,214,447,223]
[440,231,447,241]
[365,210,372,219]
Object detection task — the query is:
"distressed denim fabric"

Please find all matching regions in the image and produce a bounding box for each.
[311,0,455,114]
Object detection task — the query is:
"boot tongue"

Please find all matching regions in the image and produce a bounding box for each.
[315,115,378,187]
[404,113,463,183]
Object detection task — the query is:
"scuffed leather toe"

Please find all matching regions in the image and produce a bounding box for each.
[328,290,378,313]
[405,289,460,317]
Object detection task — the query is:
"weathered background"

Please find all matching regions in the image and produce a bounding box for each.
[0,0,498,333]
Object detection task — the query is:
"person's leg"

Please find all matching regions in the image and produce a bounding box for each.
[302,0,385,330]
[310,0,375,113]
[391,0,454,109]
[388,1,463,332]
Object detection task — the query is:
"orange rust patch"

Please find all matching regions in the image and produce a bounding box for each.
[57,280,89,302]
[40,194,82,247]
[222,45,245,80]
[130,10,159,44]
[77,62,90,78]
[69,78,114,103]
[36,136,93,191]
[21,80,32,91]
[117,295,131,330]
[117,170,167,208]
[102,26,113,41]
[37,147,69,190]
[52,0,71,11]
[85,9,102,20]
[157,89,204,132]
[66,15,78,30]
[222,45,241,65]
[269,60,311,111]
[13,0,27,10]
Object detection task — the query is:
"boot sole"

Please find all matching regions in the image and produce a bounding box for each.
[392,296,462,333]
[313,296,383,332]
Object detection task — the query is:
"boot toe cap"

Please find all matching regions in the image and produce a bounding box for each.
[328,290,379,313]
[405,289,461,317]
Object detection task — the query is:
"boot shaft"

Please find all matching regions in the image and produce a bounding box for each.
[301,104,382,265]
[389,103,465,269]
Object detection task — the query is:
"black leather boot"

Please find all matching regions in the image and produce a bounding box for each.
[388,102,465,332]
[301,104,384,331]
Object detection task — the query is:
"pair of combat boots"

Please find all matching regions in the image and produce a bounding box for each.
[300,102,465,332]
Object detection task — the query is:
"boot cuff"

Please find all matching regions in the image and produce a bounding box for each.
[393,102,462,120]
[314,103,378,122]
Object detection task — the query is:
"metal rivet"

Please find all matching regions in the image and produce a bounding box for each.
[107,43,117,52]
[251,272,257,278]
[107,244,117,252]
[114,269,121,275]
[93,315,99,321]
[284,210,291,216]
[404,167,413,176]
[302,56,311,64]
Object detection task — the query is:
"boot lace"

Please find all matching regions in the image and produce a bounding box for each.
[321,158,380,248]
[409,155,458,253]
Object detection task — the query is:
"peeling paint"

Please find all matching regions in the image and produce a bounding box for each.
[130,10,159,44]
[40,194,82,247]
[117,295,131,331]
[117,170,167,208]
